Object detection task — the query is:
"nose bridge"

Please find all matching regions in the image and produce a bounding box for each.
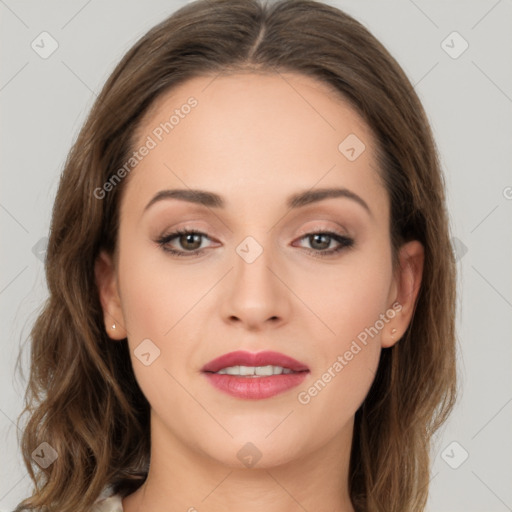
[233,234,278,303]
[221,234,290,327]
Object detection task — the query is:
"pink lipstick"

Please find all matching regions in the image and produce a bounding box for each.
[201,350,309,399]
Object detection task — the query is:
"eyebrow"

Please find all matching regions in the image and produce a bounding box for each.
[143,187,372,217]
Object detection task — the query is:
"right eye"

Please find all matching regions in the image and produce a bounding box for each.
[156,229,216,257]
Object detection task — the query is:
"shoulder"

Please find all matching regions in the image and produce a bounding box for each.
[90,487,124,512]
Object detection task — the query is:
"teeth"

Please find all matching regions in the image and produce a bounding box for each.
[216,365,294,376]
[240,365,255,376]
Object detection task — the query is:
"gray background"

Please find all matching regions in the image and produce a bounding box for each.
[1,1,511,510]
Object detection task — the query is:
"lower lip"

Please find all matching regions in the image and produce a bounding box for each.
[203,372,309,399]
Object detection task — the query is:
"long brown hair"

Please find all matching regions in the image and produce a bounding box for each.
[14,1,457,510]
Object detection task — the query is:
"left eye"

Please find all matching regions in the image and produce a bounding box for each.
[156,229,354,257]
[294,232,354,255]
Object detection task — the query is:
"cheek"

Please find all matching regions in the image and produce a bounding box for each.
[117,237,215,339]
[293,269,390,444]
[116,240,218,400]
[293,242,393,349]
[291,243,392,410]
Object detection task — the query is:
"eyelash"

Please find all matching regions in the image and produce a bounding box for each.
[155,229,354,258]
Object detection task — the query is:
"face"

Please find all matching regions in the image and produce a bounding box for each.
[96,72,423,469]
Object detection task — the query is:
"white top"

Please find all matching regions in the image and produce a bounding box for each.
[91,491,124,512]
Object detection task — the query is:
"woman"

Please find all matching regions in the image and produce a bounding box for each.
[15,0,457,511]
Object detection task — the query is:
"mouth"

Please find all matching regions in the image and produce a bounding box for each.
[201,350,309,399]
[214,365,298,376]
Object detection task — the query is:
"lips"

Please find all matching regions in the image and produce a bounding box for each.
[201,350,309,373]
[201,350,309,400]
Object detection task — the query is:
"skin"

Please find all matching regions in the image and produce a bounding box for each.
[95,72,424,512]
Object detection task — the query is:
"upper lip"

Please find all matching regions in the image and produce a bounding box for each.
[201,350,309,373]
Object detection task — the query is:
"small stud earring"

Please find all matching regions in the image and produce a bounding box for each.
[391,328,397,335]
[112,324,116,330]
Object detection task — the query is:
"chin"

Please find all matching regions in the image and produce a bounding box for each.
[202,435,304,470]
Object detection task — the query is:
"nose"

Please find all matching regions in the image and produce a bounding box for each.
[219,239,292,331]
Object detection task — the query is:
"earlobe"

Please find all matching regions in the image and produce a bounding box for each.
[382,240,424,348]
[94,250,127,340]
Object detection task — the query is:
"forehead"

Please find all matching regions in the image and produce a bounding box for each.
[123,71,386,217]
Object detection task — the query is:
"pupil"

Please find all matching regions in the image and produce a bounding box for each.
[310,234,329,250]
[181,233,201,250]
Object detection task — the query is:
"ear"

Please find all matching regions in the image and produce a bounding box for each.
[94,249,127,340]
[381,240,424,348]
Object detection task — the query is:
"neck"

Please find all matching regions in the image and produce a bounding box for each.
[123,411,356,512]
